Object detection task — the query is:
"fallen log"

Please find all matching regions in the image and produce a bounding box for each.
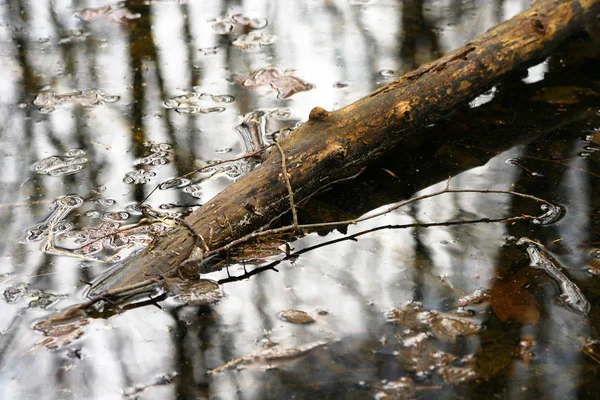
[87,0,600,296]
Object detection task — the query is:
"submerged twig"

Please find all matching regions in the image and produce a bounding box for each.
[205,177,557,259]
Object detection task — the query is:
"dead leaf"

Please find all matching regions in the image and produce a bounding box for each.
[490,272,540,324]
[530,86,599,105]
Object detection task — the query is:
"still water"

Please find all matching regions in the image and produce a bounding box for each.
[1,0,600,399]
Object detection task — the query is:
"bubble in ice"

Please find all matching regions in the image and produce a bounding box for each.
[24,195,82,242]
[232,32,277,51]
[84,210,102,218]
[211,94,235,103]
[135,142,172,166]
[211,14,267,35]
[379,69,397,77]
[123,170,156,184]
[53,221,74,232]
[32,150,88,176]
[65,148,86,157]
[199,107,226,114]
[94,197,116,207]
[231,14,268,30]
[56,195,84,208]
[212,20,234,34]
[101,212,130,222]
[33,89,119,113]
[125,203,144,215]
[215,147,232,154]
[183,184,203,199]
[225,166,243,179]
[48,165,85,176]
[159,178,191,190]
[136,155,168,166]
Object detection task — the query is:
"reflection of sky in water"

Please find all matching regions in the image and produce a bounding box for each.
[0,0,597,399]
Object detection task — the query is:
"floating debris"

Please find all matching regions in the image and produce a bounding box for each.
[371,377,416,400]
[234,108,300,153]
[388,302,482,343]
[123,373,178,399]
[74,2,141,24]
[453,289,491,307]
[3,282,66,309]
[518,238,590,315]
[208,340,329,374]
[31,149,88,177]
[34,313,89,350]
[279,309,315,324]
[239,67,315,99]
[94,197,117,207]
[168,279,223,305]
[211,14,267,35]
[25,195,83,242]
[232,32,277,51]
[163,92,234,114]
[394,330,478,384]
[58,30,91,45]
[33,89,119,113]
[533,203,563,225]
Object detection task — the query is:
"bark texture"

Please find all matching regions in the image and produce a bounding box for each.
[90,0,600,294]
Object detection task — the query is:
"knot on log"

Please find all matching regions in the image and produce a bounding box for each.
[330,146,347,161]
[531,17,547,34]
[309,107,331,121]
[393,101,413,123]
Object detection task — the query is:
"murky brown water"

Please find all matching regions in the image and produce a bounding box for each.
[1,0,600,399]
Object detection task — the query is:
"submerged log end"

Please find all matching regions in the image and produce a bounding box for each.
[309,107,331,121]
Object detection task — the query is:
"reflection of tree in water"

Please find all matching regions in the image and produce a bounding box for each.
[400,0,441,69]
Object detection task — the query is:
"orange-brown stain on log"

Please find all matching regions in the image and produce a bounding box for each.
[459,81,472,91]
[391,101,412,124]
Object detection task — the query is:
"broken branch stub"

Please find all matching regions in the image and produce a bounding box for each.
[90,0,600,294]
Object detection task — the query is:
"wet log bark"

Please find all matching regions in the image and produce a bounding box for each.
[90,0,600,294]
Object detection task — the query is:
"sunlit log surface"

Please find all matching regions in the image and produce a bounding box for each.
[95,0,600,293]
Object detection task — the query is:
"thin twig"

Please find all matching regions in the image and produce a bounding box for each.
[274,139,298,229]
[219,214,538,284]
[205,178,555,258]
